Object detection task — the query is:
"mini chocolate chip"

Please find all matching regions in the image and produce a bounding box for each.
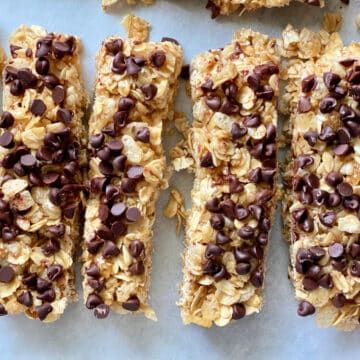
[86,239,104,255]
[238,226,255,239]
[219,98,240,115]
[201,80,214,92]
[210,214,225,230]
[135,127,150,143]
[222,81,237,98]
[328,243,344,259]
[129,240,144,258]
[319,125,336,142]
[17,291,33,307]
[323,72,341,90]
[351,260,360,277]
[319,212,336,227]
[22,273,37,289]
[98,161,113,176]
[256,85,274,100]
[103,241,120,258]
[43,171,60,185]
[220,199,235,219]
[129,261,145,275]
[125,207,141,222]
[302,277,318,291]
[231,123,247,140]
[234,247,250,263]
[318,273,333,289]
[107,140,123,155]
[303,173,319,189]
[43,74,60,89]
[127,166,143,180]
[118,97,135,111]
[140,84,157,101]
[248,168,261,183]
[0,112,14,128]
[105,184,120,200]
[302,75,317,92]
[304,130,318,146]
[307,265,321,278]
[122,296,140,311]
[47,264,63,281]
[319,97,337,114]
[229,176,243,193]
[97,225,114,241]
[235,205,249,220]
[332,293,346,308]
[298,97,311,113]
[35,57,50,75]
[297,155,313,169]
[327,192,342,208]
[42,238,60,256]
[244,113,260,127]
[0,266,15,283]
[350,243,360,258]
[105,39,123,55]
[337,182,353,197]
[232,303,246,320]
[256,189,273,205]
[0,131,14,149]
[56,108,72,124]
[52,85,66,105]
[86,294,103,309]
[312,189,329,206]
[88,279,104,292]
[248,204,263,221]
[325,171,343,187]
[37,289,56,302]
[2,227,16,242]
[205,198,220,213]
[48,224,65,238]
[121,178,136,193]
[94,304,110,319]
[250,267,263,288]
[113,111,129,129]
[97,147,111,161]
[205,243,223,259]
[99,204,109,223]
[235,262,251,275]
[111,202,126,217]
[29,99,46,116]
[205,95,221,111]
[36,304,53,321]
[86,263,100,278]
[339,104,357,123]
[333,144,352,156]
[297,301,315,316]
[200,151,213,168]
[216,232,231,245]
[247,73,260,90]
[150,50,166,68]
[37,277,51,292]
[20,154,36,168]
[340,58,355,67]
[113,155,127,171]
[90,177,107,194]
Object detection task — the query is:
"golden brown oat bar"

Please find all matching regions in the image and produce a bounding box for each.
[0,25,88,322]
[82,36,182,319]
[206,0,326,17]
[177,30,280,327]
[283,33,360,331]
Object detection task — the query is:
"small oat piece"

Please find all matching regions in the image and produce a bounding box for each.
[0,25,88,322]
[122,14,150,42]
[164,188,186,233]
[322,12,343,33]
[283,30,360,331]
[205,0,325,18]
[82,35,183,320]
[177,30,280,327]
[102,0,154,11]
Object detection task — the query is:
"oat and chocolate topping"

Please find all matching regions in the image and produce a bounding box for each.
[177,30,280,327]
[0,25,88,322]
[284,31,360,331]
[81,35,182,319]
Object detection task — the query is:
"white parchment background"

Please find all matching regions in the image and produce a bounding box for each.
[0,0,360,359]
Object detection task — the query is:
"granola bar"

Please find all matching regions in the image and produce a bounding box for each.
[82,36,182,319]
[206,0,325,17]
[178,30,280,327]
[283,32,360,331]
[0,25,88,322]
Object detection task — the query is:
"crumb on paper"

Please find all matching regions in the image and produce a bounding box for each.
[322,12,342,33]
[170,139,194,172]
[102,0,118,11]
[163,188,186,234]
[122,14,150,42]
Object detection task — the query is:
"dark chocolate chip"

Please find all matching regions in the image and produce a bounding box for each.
[94,304,110,319]
[219,98,240,115]
[232,303,246,320]
[297,301,315,316]
[250,267,263,288]
[301,75,317,92]
[127,166,143,179]
[235,262,251,275]
[302,277,318,291]
[135,127,150,143]
[36,289,56,302]
[29,99,46,116]
[351,260,360,277]
[328,243,344,259]
[319,97,337,114]
[304,130,318,146]
[333,144,352,156]
[86,294,103,309]
[121,178,136,193]
[319,212,336,227]
[140,84,157,101]
[332,293,346,308]
[297,155,314,169]
[0,112,14,128]
[216,232,231,245]
[231,123,247,140]
[129,240,144,258]
[98,161,113,176]
[150,50,166,68]
[205,198,220,213]
[17,291,33,307]
[42,238,60,256]
[205,95,221,111]
[97,225,114,241]
[110,220,126,237]
[238,226,255,239]
[111,202,126,217]
[52,85,66,105]
[36,304,53,321]
[244,113,260,127]
[103,241,120,258]
[43,74,60,89]
[0,266,15,283]
[325,171,343,187]
[209,214,225,230]
[125,207,141,222]
[0,131,14,149]
[199,151,213,168]
[205,243,223,259]
[122,296,140,311]
[118,97,135,111]
[323,72,341,90]
[318,273,333,289]
[298,97,311,113]
[129,261,145,275]
[337,182,353,197]
[113,155,127,171]
[105,39,123,55]
[47,264,63,281]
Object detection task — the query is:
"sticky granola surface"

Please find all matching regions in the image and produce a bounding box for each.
[82,36,182,319]
[178,30,280,327]
[0,25,88,322]
[284,31,360,331]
